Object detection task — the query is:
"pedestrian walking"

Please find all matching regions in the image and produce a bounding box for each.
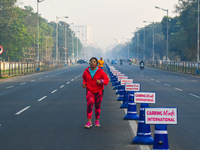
[98,57,104,69]
[82,57,109,128]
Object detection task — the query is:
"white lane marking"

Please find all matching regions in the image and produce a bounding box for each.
[175,88,183,91]
[156,80,161,83]
[123,103,151,150]
[39,78,42,80]
[6,86,14,89]
[66,82,70,84]
[15,106,31,115]
[191,80,197,82]
[38,96,47,102]
[51,89,57,93]
[189,93,200,99]
[75,77,77,79]
[146,76,149,78]
[20,82,26,85]
[60,85,65,88]
[30,80,35,82]
[45,76,48,78]
[164,83,170,87]
[150,78,154,80]
[71,79,74,81]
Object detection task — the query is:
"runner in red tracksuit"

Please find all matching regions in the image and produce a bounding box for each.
[82,57,109,128]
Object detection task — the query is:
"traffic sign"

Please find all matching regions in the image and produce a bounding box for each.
[0,45,3,55]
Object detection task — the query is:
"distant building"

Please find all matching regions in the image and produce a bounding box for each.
[70,25,92,47]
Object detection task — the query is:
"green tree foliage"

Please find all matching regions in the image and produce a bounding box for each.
[0,1,82,62]
[111,1,199,62]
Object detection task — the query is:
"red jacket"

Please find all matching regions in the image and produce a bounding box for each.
[82,67,109,93]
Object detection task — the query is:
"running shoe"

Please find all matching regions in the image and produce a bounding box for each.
[95,120,100,127]
[84,121,92,128]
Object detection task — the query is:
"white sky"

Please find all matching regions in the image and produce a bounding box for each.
[17,0,179,50]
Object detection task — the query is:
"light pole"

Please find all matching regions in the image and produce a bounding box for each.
[197,0,199,74]
[37,0,45,63]
[64,23,73,66]
[155,6,168,61]
[143,26,146,61]
[76,31,80,61]
[144,21,155,61]
[56,16,68,64]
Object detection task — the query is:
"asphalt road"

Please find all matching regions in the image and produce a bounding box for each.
[0,62,200,150]
[111,61,200,150]
[0,64,141,150]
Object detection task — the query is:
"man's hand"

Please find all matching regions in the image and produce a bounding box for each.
[82,84,86,88]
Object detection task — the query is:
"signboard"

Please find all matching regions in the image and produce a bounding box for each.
[134,92,156,103]
[125,83,140,91]
[0,46,3,55]
[113,72,121,75]
[118,76,128,81]
[145,107,178,124]
[121,79,133,85]
[112,70,118,73]
[117,73,125,76]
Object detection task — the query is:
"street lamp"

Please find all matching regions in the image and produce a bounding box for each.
[144,21,155,61]
[56,16,68,63]
[155,6,169,62]
[64,23,73,66]
[197,0,199,74]
[76,31,80,61]
[37,0,45,63]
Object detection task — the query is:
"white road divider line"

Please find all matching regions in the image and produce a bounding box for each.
[66,82,70,84]
[175,88,183,91]
[71,79,74,81]
[6,86,14,89]
[20,82,26,85]
[60,85,65,88]
[51,89,57,93]
[38,96,47,102]
[15,106,31,115]
[45,76,48,78]
[39,78,42,80]
[191,80,197,82]
[122,102,151,150]
[75,77,77,79]
[156,80,161,83]
[30,80,35,82]
[164,83,170,87]
[150,78,154,80]
[189,93,200,99]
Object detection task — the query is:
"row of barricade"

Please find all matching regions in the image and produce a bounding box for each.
[105,63,178,150]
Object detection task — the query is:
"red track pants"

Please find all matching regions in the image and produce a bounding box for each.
[86,90,103,119]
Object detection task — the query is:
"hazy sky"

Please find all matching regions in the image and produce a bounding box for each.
[17,0,179,50]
